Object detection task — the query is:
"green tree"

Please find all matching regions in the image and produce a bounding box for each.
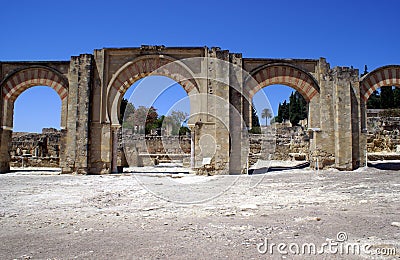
[251,103,260,127]
[380,86,394,109]
[156,115,165,128]
[276,103,283,123]
[296,91,308,120]
[121,100,135,128]
[289,92,302,126]
[119,98,128,124]
[367,90,380,109]
[132,106,159,134]
[261,108,272,126]
[394,87,400,108]
[164,110,189,135]
[282,100,289,122]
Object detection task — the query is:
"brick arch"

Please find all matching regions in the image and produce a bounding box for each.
[1,66,69,129]
[106,55,200,125]
[246,63,320,102]
[1,66,68,101]
[360,65,400,102]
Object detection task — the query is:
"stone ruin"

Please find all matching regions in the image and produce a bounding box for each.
[10,110,400,169]
[366,109,400,160]
[248,123,310,166]
[117,129,192,169]
[1,46,400,174]
[10,128,61,167]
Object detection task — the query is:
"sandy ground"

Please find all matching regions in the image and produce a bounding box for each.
[0,161,399,259]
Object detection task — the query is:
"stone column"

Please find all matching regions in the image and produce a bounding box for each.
[111,126,119,173]
[332,67,359,170]
[61,54,93,174]
[229,53,246,174]
[190,126,195,168]
[359,100,368,167]
[0,128,11,173]
[207,48,231,174]
[0,66,11,173]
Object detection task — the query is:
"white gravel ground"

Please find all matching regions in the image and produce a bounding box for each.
[0,162,399,259]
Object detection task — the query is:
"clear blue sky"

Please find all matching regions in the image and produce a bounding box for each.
[2,0,400,132]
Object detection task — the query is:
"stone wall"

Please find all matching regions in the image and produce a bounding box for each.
[249,124,310,166]
[11,125,313,168]
[366,110,400,154]
[11,128,192,168]
[10,128,61,167]
[117,129,191,168]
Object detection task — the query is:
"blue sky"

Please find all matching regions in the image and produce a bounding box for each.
[2,0,400,132]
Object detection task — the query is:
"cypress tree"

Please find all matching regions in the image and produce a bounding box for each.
[289,92,301,126]
[276,103,283,123]
[295,91,308,120]
[394,87,400,108]
[282,100,289,122]
[367,90,380,109]
[380,86,394,109]
[251,102,260,127]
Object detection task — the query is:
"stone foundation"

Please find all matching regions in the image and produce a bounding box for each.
[367,111,400,153]
[249,124,310,166]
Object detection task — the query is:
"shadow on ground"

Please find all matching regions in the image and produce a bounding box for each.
[367,161,400,171]
[248,161,310,175]
[9,168,61,173]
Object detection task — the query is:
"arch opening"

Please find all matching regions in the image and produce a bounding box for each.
[243,64,319,172]
[8,86,64,170]
[360,66,400,169]
[106,56,200,173]
[248,84,311,172]
[115,75,194,172]
[246,63,320,103]
[0,66,68,171]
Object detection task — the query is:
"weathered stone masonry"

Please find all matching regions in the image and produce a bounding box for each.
[1,46,399,174]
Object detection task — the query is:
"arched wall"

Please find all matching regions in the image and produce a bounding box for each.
[242,63,320,129]
[246,63,320,101]
[359,65,400,164]
[0,66,69,129]
[360,65,400,102]
[106,55,200,125]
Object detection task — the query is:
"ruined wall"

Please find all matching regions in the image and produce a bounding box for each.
[117,129,191,168]
[249,124,310,166]
[10,128,61,167]
[10,129,191,168]
[2,46,399,174]
[366,110,400,155]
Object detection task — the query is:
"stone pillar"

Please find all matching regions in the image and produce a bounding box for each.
[229,53,246,174]
[111,126,119,173]
[190,126,195,168]
[359,100,368,167]
[350,74,361,169]
[0,128,11,173]
[309,58,336,169]
[332,67,359,170]
[207,48,231,174]
[88,122,111,174]
[61,54,93,174]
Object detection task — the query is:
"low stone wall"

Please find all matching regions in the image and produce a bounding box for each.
[11,128,61,167]
[10,156,59,168]
[249,124,310,166]
[367,112,400,153]
[13,113,399,169]
[118,131,191,167]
